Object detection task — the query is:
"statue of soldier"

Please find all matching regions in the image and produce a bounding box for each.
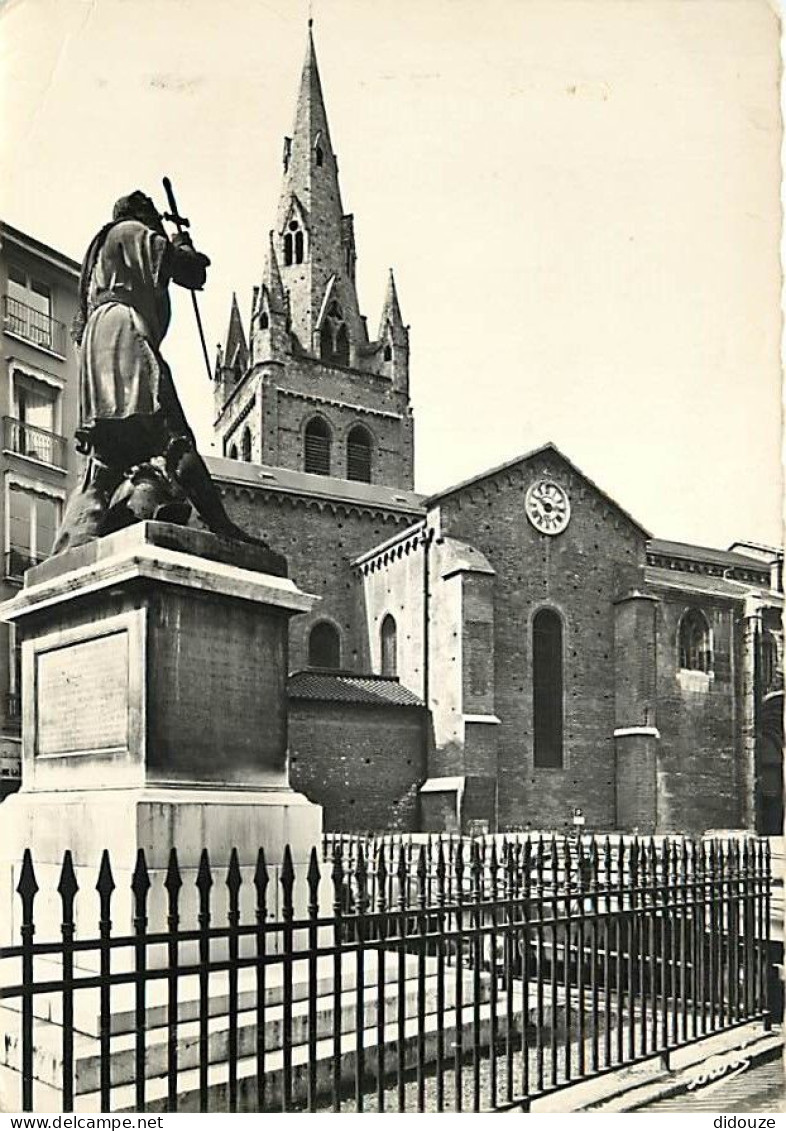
[52,190,286,576]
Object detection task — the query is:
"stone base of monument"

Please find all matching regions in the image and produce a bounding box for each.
[0,521,323,939]
[0,522,325,1112]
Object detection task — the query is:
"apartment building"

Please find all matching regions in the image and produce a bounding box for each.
[0,222,80,800]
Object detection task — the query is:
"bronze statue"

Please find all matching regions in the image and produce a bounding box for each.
[52,189,286,576]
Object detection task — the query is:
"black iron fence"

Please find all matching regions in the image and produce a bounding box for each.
[0,835,772,1114]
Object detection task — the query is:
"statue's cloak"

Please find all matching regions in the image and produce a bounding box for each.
[79,219,172,429]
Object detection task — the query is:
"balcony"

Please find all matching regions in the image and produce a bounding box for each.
[4,416,67,470]
[5,545,47,583]
[3,295,68,357]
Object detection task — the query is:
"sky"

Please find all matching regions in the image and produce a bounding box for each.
[0,0,782,551]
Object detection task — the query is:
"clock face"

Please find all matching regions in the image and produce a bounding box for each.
[525,479,571,535]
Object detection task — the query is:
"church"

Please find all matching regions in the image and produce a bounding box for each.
[207,28,783,840]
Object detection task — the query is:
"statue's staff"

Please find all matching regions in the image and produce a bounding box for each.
[162,176,213,382]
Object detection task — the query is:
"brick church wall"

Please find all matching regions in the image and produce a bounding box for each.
[252,355,413,489]
[652,592,744,835]
[215,479,418,673]
[432,449,647,834]
[288,701,425,831]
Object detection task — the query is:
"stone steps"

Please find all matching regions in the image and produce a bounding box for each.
[1,968,493,1094]
[0,951,512,1112]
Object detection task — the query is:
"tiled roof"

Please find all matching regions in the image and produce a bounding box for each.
[647,538,773,573]
[645,566,783,607]
[288,670,424,708]
[209,456,425,516]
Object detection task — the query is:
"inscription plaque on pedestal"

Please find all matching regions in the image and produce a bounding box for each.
[36,631,129,757]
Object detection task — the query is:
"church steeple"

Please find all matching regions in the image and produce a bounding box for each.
[377,268,409,391]
[276,25,365,362]
[214,22,414,490]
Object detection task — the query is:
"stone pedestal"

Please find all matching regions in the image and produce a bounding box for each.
[0,521,323,950]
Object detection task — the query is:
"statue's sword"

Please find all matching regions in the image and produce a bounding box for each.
[162,176,213,382]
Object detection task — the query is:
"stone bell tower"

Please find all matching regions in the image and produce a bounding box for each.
[214,25,414,491]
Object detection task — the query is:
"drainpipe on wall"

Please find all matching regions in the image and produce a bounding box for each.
[420,524,434,811]
[421,524,434,707]
[741,594,762,832]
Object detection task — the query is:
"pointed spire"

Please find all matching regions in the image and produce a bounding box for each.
[260,232,286,315]
[223,293,248,372]
[378,269,405,340]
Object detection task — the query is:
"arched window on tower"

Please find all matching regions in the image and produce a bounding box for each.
[304,417,331,476]
[678,608,712,672]
[381,614,397,677]
[308,621,341,670]
[315,145,324,167]
[533,608,563,769]
[284,218,305,267]
[347,425,372,483]
[241,426,252,463]
[383,343,392,362]
[259,310,269,330]
[320,301,350,367]
[228,442,238,461]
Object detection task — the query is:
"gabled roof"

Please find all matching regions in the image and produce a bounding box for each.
[289,671,424,708]
[425,442,651,539]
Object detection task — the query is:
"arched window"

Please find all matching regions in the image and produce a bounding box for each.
[228,443,238,460]
[320,301,349,366]
[533,609,563,769]
[259,310,269,330]
[347,425,372,483]
[308,621,340,669]
[241,426,252,463]
[304,417,331,476]
[381,614,397,677]
[762,632,779,692]
[315,144,324,167]
[679,608,712,672]
[383,343,392,362]
[284,218,305,267]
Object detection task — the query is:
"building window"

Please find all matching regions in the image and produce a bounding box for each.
[320,301,349,367]
[4,265,64,354]
[241,426,252,462]
[533,608,563,769]
[284,219,305,267]
[381,614,397,677]
[762,632,779,692]
[6,484,61,580]
[315,145,324,167]
[4,369,65,468]
[308,621,340,669]
[228,442,238,460]
[304,417,331,476]
[678,608,712,672]
[346,425,372,483]
[259,310,269,330]
[383,343,392,362]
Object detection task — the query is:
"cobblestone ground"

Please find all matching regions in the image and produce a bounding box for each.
[642,1052,784,1113]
